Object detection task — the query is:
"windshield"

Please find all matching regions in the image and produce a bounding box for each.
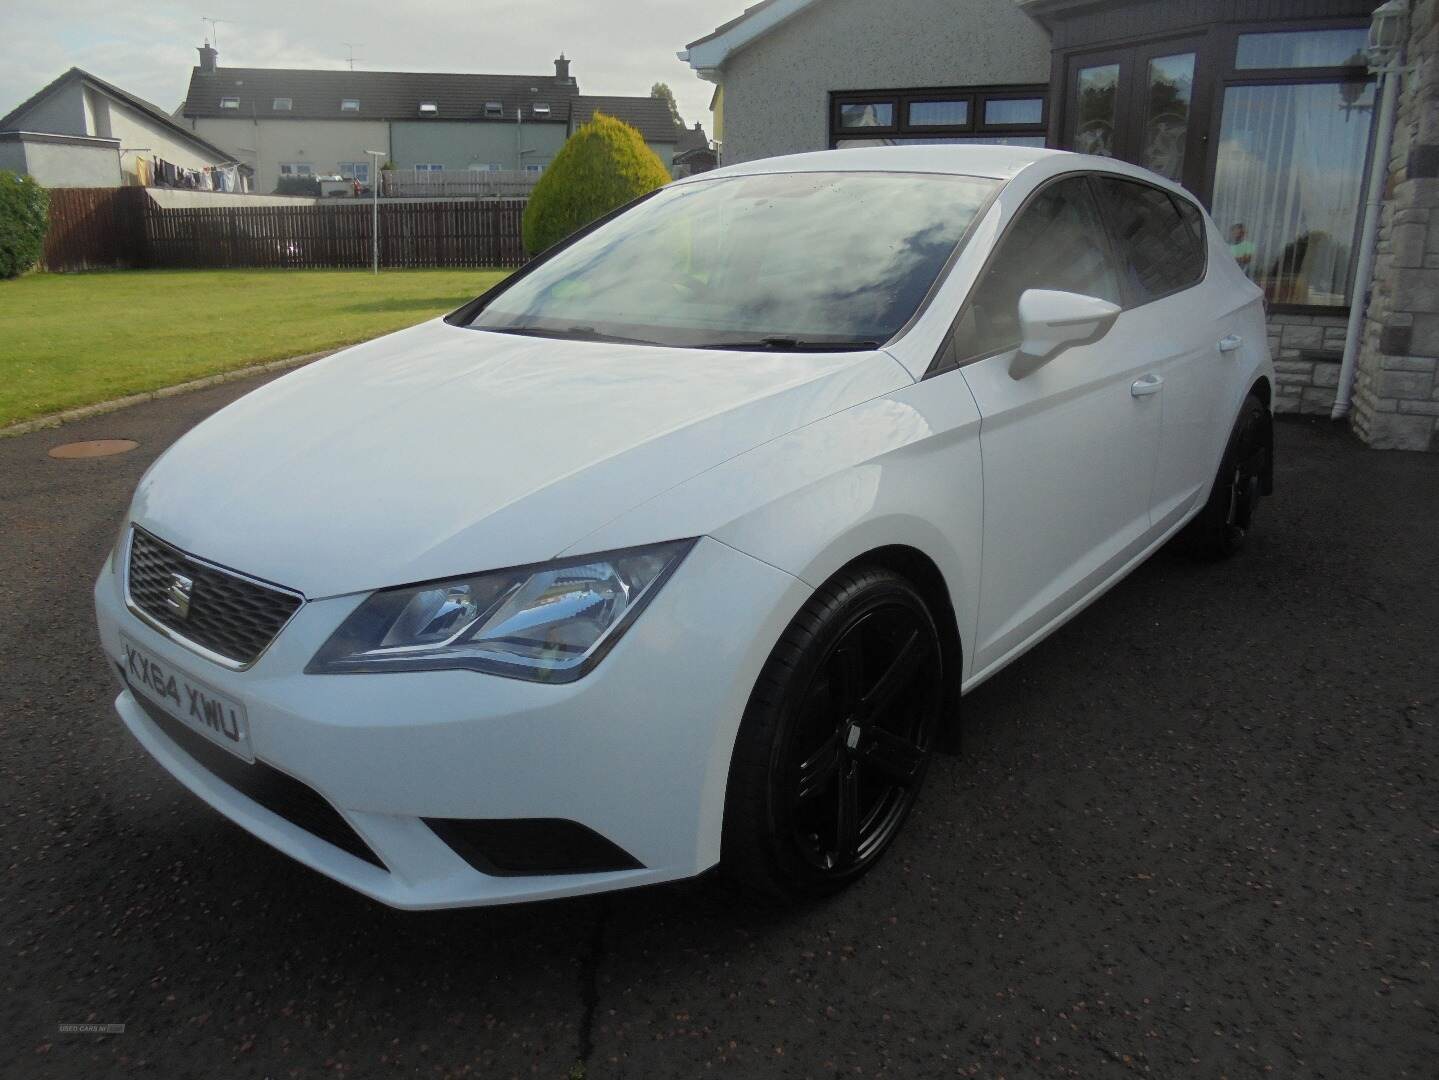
[463,171,999,350]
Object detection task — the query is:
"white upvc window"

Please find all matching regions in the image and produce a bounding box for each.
[338,161,370,183]
[220,96,239,109]
[414,163,444,172]
[418,101,438,116]
[532,102,551,116]
[272,97,292,111]
[278,162,314,176]
[524,163,543,174]
[341,99,360,112]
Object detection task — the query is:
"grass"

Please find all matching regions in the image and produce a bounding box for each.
[0,268,510,427]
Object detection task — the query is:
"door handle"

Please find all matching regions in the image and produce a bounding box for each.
[1218,334,1243,353]
[1131,373,1164,397]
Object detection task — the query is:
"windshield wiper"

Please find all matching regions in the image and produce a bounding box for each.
[483,325,661,346]
[695,337,883,352]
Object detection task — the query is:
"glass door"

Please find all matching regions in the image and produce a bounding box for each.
[1062,37,1209,194]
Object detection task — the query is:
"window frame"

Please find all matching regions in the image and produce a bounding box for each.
[278,162,314,177]
[272,97,292,112]
[829,84,1048,147]
[340,98,361,112]
[1051,13,1375,315]
[219,96,240,110]
[414,163,444,172]
[337,161,370,183]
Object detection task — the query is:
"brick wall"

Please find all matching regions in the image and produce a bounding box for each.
[1351,0,1439,451]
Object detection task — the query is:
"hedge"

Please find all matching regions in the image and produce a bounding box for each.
[0,170,49,279]
[522,112,672,256]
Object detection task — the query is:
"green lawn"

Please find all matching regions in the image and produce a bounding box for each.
[0,268,510,427]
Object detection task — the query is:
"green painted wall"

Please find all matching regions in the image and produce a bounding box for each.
[390,119,569,171]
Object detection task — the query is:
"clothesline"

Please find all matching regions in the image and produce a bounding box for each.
[136,155,251,193]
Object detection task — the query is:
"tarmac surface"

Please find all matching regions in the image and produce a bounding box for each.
[2,374,1435,1078]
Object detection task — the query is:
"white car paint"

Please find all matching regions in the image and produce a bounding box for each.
[94,145,1273,908]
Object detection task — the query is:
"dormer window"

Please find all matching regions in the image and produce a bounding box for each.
[532,102,551,116]
[220,96,239,109]
[418,101,438,116]
[341,99,360,112]
[273,97,292,111]
[484,101,503,117]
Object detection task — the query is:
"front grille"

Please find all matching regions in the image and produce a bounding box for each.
[125,670,387,870]
[127,527,302,666]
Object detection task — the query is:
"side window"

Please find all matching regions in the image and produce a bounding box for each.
[954,176,1122,361]
[1093,177,1205,303]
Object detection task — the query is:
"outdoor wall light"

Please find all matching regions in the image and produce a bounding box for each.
[1366,0,1410,72]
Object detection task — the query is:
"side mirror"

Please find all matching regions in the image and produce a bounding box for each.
[1009,289,1122,379]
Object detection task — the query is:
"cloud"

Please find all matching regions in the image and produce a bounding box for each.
[1,0,734,127]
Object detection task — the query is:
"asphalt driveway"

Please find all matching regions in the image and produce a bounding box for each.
[2,375,1435,1079]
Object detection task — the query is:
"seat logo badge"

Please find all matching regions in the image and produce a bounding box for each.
[165,572,194,619]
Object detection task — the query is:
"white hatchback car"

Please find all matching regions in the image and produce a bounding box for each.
[95,146,1273,908]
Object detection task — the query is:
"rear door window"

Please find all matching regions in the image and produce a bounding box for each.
[1092,176,1206,304]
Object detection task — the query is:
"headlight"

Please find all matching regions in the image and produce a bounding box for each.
[306,539,695,682]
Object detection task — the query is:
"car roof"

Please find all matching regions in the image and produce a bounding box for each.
[675,144,1192,197]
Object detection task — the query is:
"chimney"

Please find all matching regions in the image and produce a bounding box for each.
[198,43,218,72]
[554,53,571,83]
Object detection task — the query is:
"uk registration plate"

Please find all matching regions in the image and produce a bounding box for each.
[120,635,254,762]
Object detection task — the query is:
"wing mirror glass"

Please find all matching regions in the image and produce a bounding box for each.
[1010,289,1122,379]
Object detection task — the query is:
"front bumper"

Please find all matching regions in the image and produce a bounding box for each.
[94,536,810,909]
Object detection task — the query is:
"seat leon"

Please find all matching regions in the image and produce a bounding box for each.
[94,146,1274,908]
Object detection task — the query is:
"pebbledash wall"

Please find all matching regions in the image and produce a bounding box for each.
[1350,0,1439,451]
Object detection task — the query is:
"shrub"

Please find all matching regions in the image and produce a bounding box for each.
[0,170,49,279]
[522,112,672,256]
[274,175,321,196]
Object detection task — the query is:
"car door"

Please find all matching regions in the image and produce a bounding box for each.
[953,174,1164,675]
[1092,176,1224,531]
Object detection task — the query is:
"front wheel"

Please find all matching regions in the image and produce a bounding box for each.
[722,566,944,901]
[1182,393,1271,559]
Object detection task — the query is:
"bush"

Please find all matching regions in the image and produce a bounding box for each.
[274,175,321,196]
[522,112,672,255]
[0,170,49,279]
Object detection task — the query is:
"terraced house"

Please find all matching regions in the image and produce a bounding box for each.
[681,0,1439,450]
[180,46,685,194]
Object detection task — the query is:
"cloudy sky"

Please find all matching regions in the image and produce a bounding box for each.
[0,0,738,128]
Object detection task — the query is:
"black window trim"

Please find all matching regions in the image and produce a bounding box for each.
[830,83,1048,147]
[924,169,1209,379]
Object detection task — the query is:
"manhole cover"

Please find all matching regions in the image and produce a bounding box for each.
[48,439,139,460]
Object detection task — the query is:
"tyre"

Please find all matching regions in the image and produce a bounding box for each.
[1182,393,1271,560]
[722,565,944,901]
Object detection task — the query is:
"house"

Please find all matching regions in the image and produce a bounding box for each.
[672,121,717,176]
[0,67,246,188]
[679,0,1439,452]
[180,47,679,192]
[568,95,683,167]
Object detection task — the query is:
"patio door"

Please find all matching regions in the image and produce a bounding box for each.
[1061,37,1211,195]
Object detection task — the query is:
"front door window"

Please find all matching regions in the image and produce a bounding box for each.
[1073,63,1121,157]
[1140,53,1196,182]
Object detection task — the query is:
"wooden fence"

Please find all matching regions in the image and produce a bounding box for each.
[41,187,149,271]
[40,190,528,271]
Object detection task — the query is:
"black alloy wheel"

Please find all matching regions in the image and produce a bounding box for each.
[1182,392,1272,559]
[724,566,944,899]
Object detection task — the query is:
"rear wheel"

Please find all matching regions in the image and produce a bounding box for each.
[722,566,943,901]
[1182,393,1270,559]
